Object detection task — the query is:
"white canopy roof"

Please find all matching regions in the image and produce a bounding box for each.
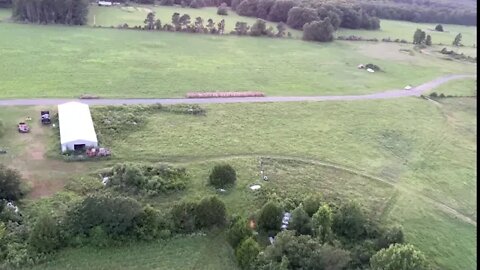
[58,102,98,145]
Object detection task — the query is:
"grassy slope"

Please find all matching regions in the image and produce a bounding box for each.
[1,94,476,269]
[337,19,477,47]
[88,5,302,37]
[427,77,477,96]
[30,233,239,270]
[88,97,475,269]
[0,23,475,98]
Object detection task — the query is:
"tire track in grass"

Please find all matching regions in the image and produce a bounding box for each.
[159,154,477,227]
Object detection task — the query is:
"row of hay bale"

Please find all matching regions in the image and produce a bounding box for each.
[186,92,265,98]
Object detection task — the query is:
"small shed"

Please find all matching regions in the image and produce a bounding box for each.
[58,102,98,153]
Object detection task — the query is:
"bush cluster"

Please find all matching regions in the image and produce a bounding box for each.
[208,164,236,188]
[107,163,189,196]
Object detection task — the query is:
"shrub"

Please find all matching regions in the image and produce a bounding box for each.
[311,204,333,242]
[195,196,227,228]
[370,244,430,270]
[134,205,172,240]
[257,201,282,232]
[302,194,321,217]
[227,216,253,249]
[375,226,404,249]
[429,92,438,98]
[256,0,275,19]
[170,201,198,233]
[332,201,367,241]
[236,237,261,269]
[107,163,189,195]
[236,0,258,17]
[303,18,335,42]
[66,194,144,238]
[189,0,206,8]
[286,7,319,30]
[435,24,443,32]
[208,164,236,188]
[289,205,312,235]
[217,2,228,15]
[28,214,62,253]
[267,0,295,22]
[250,19,267,36]
[0,164,24,201]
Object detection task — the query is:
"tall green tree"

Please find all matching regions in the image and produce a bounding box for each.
[227,216,253,249]
[413,28,426,44]
[194,17,204,32]
[172,12,181,31]
[236,237,261,269]
[217,19,226,34]
[425,34,432,45]
[250,19,267,36]
[29,214,62,253]
[0,164,24,201]
[311,204,333,243]
[144,12,156,30]
[332,201,366,241]
[370,244,430,270]
[289,205,312,235]
[257,201,283,232]
[276,22,287,37]
[452,33,462,46]
[302,17,335,42]
[234,21,250,35]
[302,194,321,217]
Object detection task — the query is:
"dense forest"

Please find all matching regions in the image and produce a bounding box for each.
[2,0,476,26]
[11,0,89,25]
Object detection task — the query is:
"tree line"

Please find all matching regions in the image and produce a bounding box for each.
[143,11,337,42]
[12,0,88,25]
[0,158,434,269]
[227,196,431,269]
[358,1,476,26]
[233,0,380,31]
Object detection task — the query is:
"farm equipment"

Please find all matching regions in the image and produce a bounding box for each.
[18,122,30,133]
[86,147,111,157]
[41,111,51,125]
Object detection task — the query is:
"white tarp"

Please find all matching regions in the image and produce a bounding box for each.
[58,102,98,152]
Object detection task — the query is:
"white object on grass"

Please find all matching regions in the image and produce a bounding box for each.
[367,68,375,73]
[250,185,261,190]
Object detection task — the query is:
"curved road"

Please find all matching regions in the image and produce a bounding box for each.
[0,74,474,106]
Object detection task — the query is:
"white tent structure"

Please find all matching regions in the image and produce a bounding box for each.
[58,102,98,153]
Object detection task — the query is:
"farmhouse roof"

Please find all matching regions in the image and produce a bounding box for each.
[58,102,98,144]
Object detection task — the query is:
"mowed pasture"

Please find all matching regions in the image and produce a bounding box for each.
[0,84,476,269]
[88,5,302,36]
[337,19,477,46]
[29,233,239,270]
[0,22,475,99]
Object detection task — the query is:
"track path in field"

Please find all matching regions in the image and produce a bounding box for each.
[160,154,477,227]
[0,74,475,106]
[2,74,477,226]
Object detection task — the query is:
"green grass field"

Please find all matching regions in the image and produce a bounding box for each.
[1,94,476,269]
[0,22,475,98]
[427,77,476,96]
[88,5,302,36]
[337,19,477,47]
[30,233,239,270]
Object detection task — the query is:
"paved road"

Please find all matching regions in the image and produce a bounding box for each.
[0,74,474,106]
